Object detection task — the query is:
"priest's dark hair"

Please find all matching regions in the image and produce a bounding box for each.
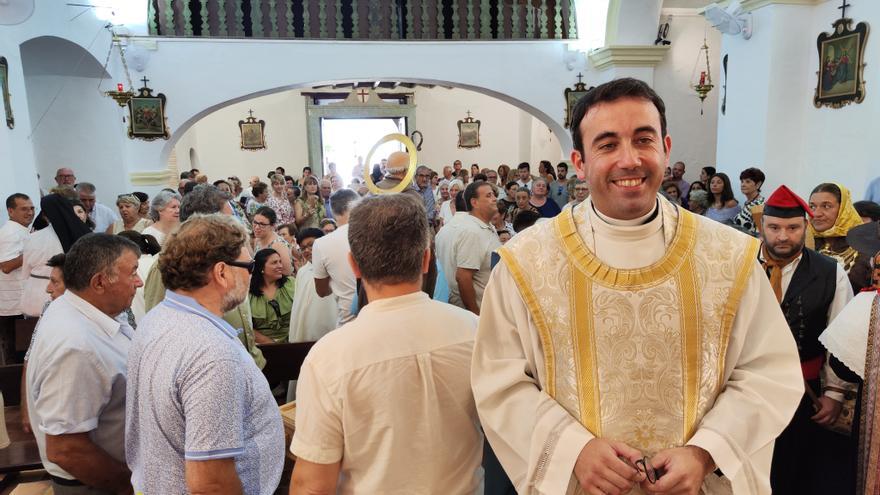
[348,194,429,285]
[63,234,140,291]
[570,77,667,155]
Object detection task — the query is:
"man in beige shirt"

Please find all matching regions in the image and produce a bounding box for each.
[435,181,500,314]
[290,194,483,494]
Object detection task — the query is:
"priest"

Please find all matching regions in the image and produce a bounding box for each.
[758,185,855,494]
[471,78,804,495]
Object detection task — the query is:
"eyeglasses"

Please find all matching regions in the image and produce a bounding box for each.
[252,220,272,228]
[226,259,255,274]
[417,174,432,178]
[618,456,661,484]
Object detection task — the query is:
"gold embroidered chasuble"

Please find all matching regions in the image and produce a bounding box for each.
[497,200,760,458]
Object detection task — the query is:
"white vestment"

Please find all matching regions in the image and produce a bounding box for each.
[472,197,803,494]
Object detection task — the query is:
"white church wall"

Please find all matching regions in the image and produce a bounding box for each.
[176,86,564,182]
[653,12,721,187]
[716,2,879,202]
[20,36,129,206]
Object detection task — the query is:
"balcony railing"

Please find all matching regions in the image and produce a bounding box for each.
[147,0,578,40]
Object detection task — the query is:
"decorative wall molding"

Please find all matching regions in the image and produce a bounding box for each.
[589,45,671,71]
[660,8,703,18]
[701,0,823,13]
[129,169,177,186]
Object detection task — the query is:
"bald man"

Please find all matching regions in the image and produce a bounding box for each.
[54,168,76,187]
[374,152,420,199]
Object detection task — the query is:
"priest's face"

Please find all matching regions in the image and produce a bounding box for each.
[571,97,671,220]
[762,215,807,259]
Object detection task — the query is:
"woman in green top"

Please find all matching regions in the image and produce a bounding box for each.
[249,248,295,343]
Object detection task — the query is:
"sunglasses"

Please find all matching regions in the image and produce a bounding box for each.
[226,260,255,274]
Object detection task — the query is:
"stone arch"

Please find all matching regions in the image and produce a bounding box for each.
[160,77,571,166]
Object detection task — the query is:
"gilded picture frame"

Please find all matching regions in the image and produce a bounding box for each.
[564,82,589,128]
[239,113,267,151]
[458,120,481,149]
[814,18,869,109]
[127,85,170,140]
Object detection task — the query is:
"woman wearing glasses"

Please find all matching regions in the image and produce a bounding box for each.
[249,248,295,344]
[252,206,293,276]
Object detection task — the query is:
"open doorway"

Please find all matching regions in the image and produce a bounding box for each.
[320,117,407,185]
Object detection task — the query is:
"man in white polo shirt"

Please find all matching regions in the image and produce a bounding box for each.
[436,181,500,314]
[290,194,483,494]
[0,193,34,362]
[312,188,360,326]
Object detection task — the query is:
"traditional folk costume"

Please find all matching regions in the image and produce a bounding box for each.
[759,186,855,495]
[472,195,803,494]
[809,183,873,293]
[819,220,880,495]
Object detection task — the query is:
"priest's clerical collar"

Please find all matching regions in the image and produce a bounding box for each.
[592,199,660,227]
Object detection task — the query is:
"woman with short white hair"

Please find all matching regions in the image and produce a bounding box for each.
[112,195,152,234]
[142,189,182,246]
[438,179,464,226]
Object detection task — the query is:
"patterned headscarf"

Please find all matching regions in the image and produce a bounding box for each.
[808,182,864,239]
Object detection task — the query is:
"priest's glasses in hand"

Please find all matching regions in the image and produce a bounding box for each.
[618,456,662,484]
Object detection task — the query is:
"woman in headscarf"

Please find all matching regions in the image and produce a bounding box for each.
[809,182,873,292]
[19,194,91,316]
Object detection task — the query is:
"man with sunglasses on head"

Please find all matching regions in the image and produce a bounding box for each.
[126,214,284,495]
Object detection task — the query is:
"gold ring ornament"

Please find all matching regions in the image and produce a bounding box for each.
[362,133,418,195]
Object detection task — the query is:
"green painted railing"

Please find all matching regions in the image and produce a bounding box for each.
[147,0,578,40]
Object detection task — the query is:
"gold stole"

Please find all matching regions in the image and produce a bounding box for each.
[498,203,759,455]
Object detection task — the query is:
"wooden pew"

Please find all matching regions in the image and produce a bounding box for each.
[257,341,315,384]
[0,364,44,488]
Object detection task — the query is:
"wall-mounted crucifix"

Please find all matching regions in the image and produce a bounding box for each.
[838,0,851,20]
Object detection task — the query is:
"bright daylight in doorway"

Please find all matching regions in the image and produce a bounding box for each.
[320,117,407,185]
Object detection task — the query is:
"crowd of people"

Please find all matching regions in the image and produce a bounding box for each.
[0,77,879,494]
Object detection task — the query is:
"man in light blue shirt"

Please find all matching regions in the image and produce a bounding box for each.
[126,214,283,495]
[27,234,142,494]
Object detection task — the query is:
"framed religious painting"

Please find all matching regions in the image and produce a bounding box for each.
[0,57,14,129]
[814,17,869,109]
[127,84,170,140]
[239,110,267,150]
[458,111,481,149]
[564,80,590,128]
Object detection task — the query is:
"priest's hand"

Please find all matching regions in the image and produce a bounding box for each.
[642,445,714,495]
[811,396,843,425]
[573,438,644,495]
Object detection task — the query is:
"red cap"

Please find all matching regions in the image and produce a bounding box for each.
[764,185,813,218]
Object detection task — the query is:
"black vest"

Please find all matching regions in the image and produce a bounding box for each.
[777,248,839,361]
